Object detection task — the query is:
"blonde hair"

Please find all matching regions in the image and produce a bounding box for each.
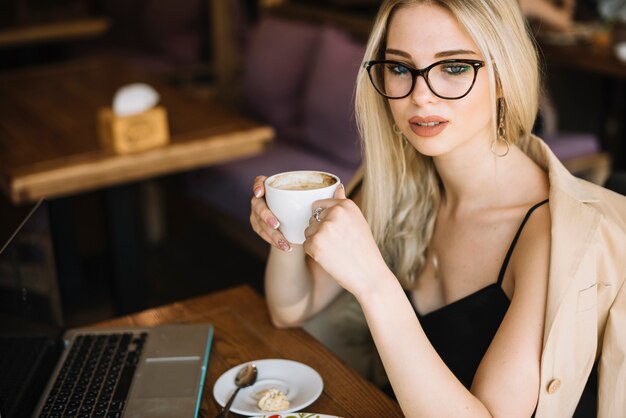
[355,0,540,288]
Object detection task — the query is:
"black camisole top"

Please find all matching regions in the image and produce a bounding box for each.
[410,199,549,388]
[397,199,596,415]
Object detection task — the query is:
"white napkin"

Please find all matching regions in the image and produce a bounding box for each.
[112,83,160,117]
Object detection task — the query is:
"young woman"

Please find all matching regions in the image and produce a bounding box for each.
[250,1,626,416]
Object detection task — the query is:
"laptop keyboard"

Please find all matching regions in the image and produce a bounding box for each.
[38,332,148,418]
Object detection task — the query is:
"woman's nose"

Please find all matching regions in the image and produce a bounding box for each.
[410,75,437,105]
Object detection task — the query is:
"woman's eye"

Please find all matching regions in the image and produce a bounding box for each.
[388,64,410,76]
[442,64,471,75]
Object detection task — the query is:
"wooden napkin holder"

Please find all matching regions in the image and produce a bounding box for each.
[98,106,169,154]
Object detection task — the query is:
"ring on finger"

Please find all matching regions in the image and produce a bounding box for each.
[313,207,324,222]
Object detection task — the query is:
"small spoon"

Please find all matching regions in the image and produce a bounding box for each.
[216,363,258,418]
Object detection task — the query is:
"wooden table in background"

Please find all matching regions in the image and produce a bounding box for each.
[0,17,111,47]
[0,57,274,315]
[540,42,626,80]
[0,57,274,205]
[97,285,403,418]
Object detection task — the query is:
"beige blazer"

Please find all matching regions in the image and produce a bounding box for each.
[521,135,626,417]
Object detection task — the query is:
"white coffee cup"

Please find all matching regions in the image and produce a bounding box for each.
[264,170,341,244]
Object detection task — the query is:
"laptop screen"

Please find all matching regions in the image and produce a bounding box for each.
[0,194,63,334]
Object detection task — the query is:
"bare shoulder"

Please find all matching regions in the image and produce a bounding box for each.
[510,201,551,294]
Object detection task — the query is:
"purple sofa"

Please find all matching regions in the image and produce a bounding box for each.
[186,16,365,250]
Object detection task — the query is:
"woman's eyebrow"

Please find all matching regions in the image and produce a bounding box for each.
[385,48,411,58]
[385,48,478,59]
[434,49,478,58]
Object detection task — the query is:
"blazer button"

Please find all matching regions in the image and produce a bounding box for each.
[547,379,561,394]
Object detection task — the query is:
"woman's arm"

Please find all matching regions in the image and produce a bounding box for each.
[307,197,551,417]
[251,175,343,327]
[471,203,551,416]
[264,245,342,327]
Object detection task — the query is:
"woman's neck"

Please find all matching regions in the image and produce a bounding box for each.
[433,141,520,213]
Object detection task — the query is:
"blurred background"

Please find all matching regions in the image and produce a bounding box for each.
[1,0,625,330]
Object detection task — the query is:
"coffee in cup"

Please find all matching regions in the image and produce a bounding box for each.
[264,171,341,244]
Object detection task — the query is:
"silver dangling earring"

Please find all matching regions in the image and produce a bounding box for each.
[491,100,510,157]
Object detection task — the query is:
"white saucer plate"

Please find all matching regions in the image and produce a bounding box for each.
[213,359,324,416]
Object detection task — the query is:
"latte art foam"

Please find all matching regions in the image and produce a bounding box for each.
[268,173,337,191]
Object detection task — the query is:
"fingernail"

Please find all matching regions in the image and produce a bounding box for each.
[268,216,280,229]
[278,239,291,252]
[253,187,262,198]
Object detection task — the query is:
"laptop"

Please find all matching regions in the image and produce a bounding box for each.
[0,196,214,418]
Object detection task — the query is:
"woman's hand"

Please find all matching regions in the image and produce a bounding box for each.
[250,175,291,252]
[303,186,389,297]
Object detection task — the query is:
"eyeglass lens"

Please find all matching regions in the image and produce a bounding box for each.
[370,61,478,99]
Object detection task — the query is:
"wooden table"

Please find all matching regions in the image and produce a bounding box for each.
[0,57,274,205]
[0,57,275,314]
[96,285,403,417]
[540,42,626,80]
[0,17,111,48]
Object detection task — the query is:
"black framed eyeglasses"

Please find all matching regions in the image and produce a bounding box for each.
[364,59,485,100]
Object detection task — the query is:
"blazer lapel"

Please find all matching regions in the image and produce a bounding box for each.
[543,188,600,346]
[524,136,601,345]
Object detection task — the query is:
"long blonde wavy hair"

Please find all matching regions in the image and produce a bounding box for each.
[355,0,540,288]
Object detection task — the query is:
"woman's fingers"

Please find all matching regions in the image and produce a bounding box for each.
[312,184,346,211]
[251,194,280,229]
[252,175,267,198]
[305,194,358,243]
[250,188,291,252]
[250,208,290,251]
[310,194,349,220]
[251,175,280,229]
[334,183,346,199]
[304,211,322,238]
[257,224,291,252]
[305,199,344,237]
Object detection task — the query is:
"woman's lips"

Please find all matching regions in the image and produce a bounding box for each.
[408,116,448,137]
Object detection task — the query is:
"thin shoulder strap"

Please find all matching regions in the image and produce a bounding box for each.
[496,199,549,286]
